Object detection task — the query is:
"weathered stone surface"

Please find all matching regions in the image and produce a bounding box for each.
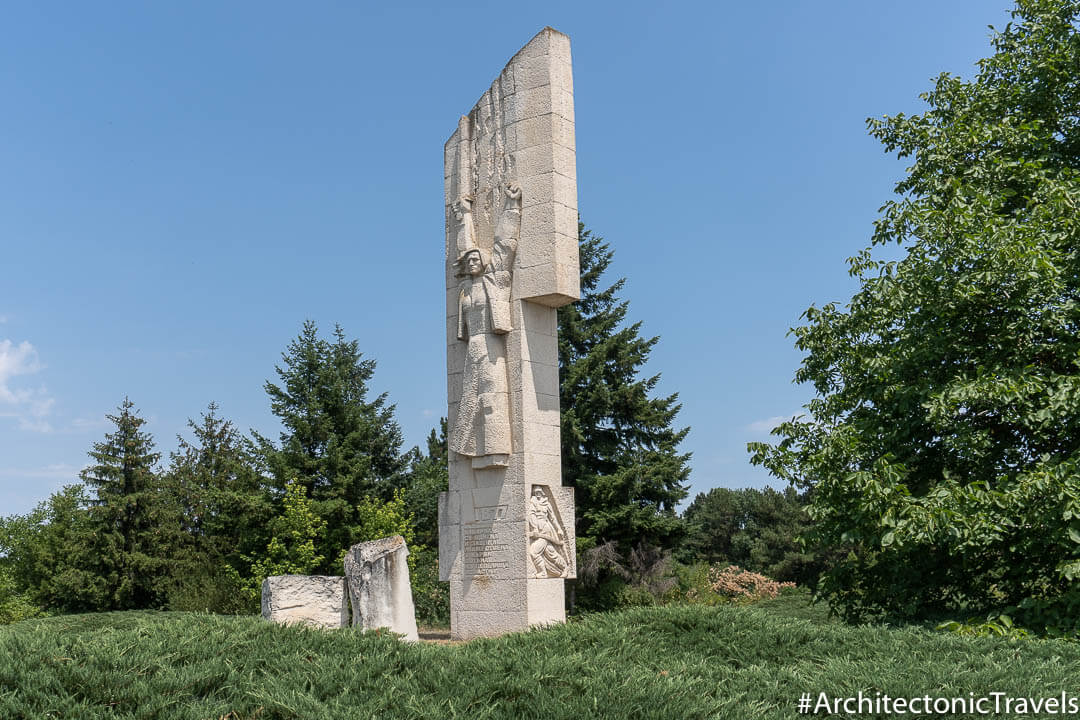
[343,535,419,642]
[440,27,578,641]
[260,575,348,629]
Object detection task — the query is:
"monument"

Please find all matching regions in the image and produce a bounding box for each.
[438,27,579,640]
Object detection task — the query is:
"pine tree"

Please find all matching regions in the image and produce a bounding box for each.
[558,224,691,555]
[78,398,173,609]
[255,321,406,572]
[681,487,818,585]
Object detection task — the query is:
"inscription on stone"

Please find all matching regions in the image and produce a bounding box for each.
[463,526,511,574]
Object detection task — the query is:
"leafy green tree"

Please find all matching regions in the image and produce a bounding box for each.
[0,485,97,613]
[164,402,271,612]
[750,0,1080,624]
[78,398,176,610]
[397,419,450,624]
[402,418,448,549]
[559,224,691,554]
[0,563,45,625]
[354,489,416,548]
[256,321,406,573]
[242,478,326,604]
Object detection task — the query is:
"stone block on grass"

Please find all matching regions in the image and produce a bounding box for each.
[260,575,348,629]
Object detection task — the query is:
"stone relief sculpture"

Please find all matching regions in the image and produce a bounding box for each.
[451,195,475,258]
[527,485,570,578]
[448,183,522,469]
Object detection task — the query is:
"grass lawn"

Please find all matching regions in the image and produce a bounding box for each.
[3,595,1078,719]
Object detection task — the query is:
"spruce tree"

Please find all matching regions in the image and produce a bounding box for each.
[79,398,173,609]
[255,321,406,571]
[558,224,691,554]
[165,402,271,610]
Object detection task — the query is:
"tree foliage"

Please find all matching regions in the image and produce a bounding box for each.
[255,321,406,573]
[401,419,447,550]
[163,403,270,612]
[0,485,97,614]
[168,403,269,556]
[78,398,175,610]
[681,487,818,585]
[750,0,1080,624]
[559,224,691,554]
[243,478,326,604]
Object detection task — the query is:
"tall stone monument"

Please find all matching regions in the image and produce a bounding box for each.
[439,27,579,641]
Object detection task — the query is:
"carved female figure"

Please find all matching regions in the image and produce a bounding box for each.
[448,184,521,469]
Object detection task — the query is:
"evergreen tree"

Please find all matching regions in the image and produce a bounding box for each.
[425,418,449,465]
[558,224,691,554]
[400,418,450,624]
[78,398,174,609]
[255,321,406,572]
[164,402,271,612]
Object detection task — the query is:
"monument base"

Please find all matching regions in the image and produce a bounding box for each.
[439,481,575,641]
[448,578,565,640]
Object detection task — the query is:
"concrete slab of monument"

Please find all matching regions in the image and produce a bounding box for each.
[343,535,419,642]
[261,575,348,629]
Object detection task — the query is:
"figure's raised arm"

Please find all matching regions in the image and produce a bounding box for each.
[492,183,521,274]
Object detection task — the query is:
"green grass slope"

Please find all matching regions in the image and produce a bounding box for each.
[3,603,1078,719]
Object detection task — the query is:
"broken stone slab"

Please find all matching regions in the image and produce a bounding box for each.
[343,535,419,642]
[261,575,349,628]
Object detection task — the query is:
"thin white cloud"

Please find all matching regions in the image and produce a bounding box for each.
[421,408,437,418]
[69,416,109,432]
[0,339,55,432]
[17,416,53,433]
[746,414,799,434]
[0,463,82,480]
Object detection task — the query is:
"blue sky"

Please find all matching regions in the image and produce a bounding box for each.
[1,1,1015,517]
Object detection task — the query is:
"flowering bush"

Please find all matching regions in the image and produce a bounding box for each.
[707,565,795,602]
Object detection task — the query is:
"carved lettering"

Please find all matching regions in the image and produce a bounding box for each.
[469,504,507,523]
[463,526,511,575]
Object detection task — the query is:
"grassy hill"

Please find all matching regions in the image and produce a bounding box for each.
[3,597,1079,719]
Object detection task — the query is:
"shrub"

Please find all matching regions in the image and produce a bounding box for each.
[573,541,682,611]
[707,565,795,602]
[409,546,448,627]
[0,564,47,625]
[677,563,726,606]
